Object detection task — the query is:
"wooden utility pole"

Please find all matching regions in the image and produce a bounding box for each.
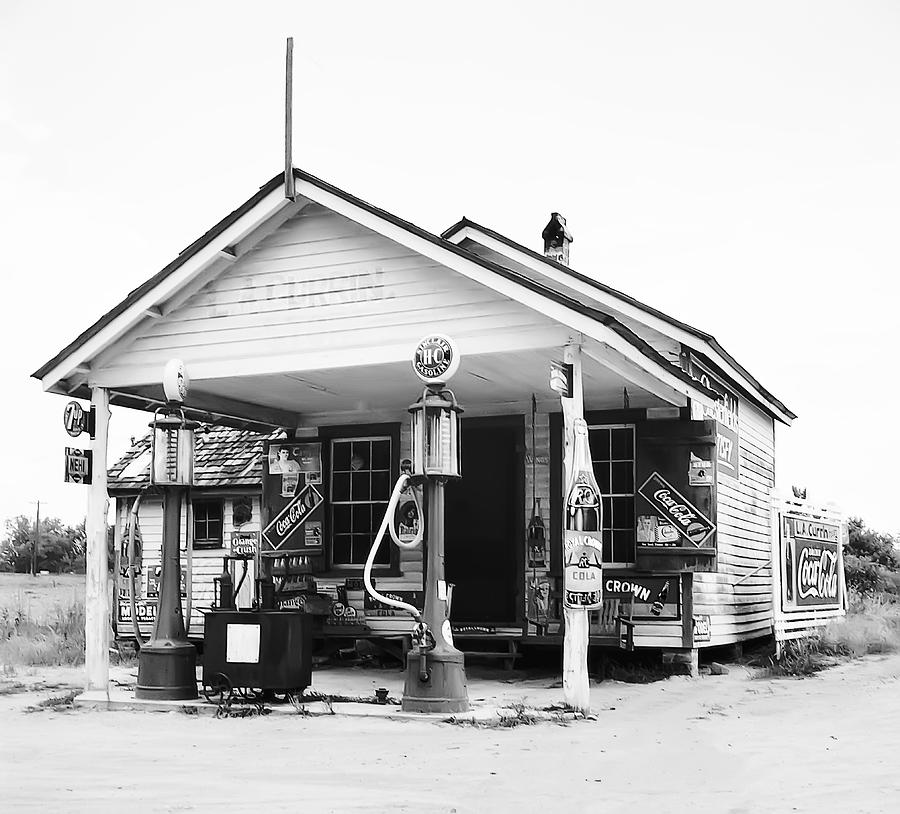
[84,386,110,696]
[31,500,42,576]
[284,36,295,200]
[562,343,590,711]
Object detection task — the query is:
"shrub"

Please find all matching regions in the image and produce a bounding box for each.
[844,554,900,597]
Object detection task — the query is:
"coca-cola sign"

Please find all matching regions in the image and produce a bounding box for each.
[262,484,324,551]
[638,472,715,547]
[782,515,842,609]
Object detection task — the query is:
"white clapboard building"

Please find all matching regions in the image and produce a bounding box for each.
[35,168,845,672]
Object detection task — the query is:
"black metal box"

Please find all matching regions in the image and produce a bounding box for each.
[202,610,312,693]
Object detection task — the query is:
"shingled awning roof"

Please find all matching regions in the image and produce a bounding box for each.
[107,425,271,492]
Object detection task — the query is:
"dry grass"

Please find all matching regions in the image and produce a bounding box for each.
[819,591,900,657]
[0,574,86,672]
[766,590,900,677]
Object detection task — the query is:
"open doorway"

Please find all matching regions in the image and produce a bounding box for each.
[444,416,523,625]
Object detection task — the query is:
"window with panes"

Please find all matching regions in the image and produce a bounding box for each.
[192,499,224,549]
[330,437,392,567]
[588,425,635,564]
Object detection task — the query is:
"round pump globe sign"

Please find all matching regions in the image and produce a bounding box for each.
[163,358,189,404]
[412,334,460,384]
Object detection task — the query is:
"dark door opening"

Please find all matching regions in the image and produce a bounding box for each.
[444,417,522,625]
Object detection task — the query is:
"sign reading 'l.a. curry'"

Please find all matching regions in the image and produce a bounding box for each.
[638,472,716,547]
[262,484,324,551]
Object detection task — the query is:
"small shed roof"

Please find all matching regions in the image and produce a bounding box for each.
[107,425,267,493]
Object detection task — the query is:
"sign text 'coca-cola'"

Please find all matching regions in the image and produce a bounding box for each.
[781,514,842,609]
[638,472,715,547]
[262,484,324,551]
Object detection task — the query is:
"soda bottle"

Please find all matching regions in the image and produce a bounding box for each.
[650,580,670,616]
[565,420,601,533]
[528,497,546,567]
[563,418,603,610]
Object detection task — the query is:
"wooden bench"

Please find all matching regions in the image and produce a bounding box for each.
[453,633,522,671]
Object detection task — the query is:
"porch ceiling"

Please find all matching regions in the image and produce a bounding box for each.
[124,347,676,429]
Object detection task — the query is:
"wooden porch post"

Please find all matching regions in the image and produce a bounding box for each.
[562,343,590,711]
[85,386,110,695]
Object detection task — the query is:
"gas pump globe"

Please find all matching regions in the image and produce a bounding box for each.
[150,357,196,485]
[409,388,462,479]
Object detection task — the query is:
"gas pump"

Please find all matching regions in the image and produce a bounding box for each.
[135,359,199,700]
[363,335,470,713]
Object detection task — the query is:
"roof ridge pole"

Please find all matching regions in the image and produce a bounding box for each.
[284,36,296,200]
[85,386,110,698]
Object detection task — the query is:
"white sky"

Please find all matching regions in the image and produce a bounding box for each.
[1,1,897,534]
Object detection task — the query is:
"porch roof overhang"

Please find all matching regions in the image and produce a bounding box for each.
[33,168,720,431]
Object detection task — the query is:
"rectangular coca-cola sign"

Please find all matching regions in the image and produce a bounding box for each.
[262,484,323,551]
[638,472,715,547]
[781,515,842,609]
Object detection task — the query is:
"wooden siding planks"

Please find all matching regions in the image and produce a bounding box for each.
[694,398,777,646]
[101,205,561,378]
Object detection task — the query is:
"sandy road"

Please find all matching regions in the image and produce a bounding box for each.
[1,654,898,814]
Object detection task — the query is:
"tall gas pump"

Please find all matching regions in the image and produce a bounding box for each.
[364,335,469,713]
[135,360,199,700]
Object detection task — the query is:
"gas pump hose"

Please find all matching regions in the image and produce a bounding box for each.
[363,474,424,620]
[364,474,433,682]
[126,491,149,647]
[183,487,193,638]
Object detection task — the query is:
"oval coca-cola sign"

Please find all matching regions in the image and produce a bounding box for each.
[412,334,460,384]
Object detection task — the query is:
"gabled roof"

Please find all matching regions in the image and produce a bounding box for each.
[107,425,268,492]
[32,167,719,415]
[33,176,286,383]
[442,216,796,423]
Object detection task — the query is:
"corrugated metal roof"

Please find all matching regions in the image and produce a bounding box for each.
[107,425,271,492]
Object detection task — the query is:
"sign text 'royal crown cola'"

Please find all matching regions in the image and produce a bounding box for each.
[563,418,603,610]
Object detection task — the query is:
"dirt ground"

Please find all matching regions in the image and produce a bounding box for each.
[1,652,898,814]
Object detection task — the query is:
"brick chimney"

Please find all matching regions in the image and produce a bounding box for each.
[541,212,573,266]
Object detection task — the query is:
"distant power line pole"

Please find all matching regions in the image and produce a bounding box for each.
[30,500,45,576]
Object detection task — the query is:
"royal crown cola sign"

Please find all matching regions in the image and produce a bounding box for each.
[563,418,603,610]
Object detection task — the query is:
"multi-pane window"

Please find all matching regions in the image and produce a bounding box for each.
[588,425,635,564]
[193,500,224,549]
[330,437,392,567]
